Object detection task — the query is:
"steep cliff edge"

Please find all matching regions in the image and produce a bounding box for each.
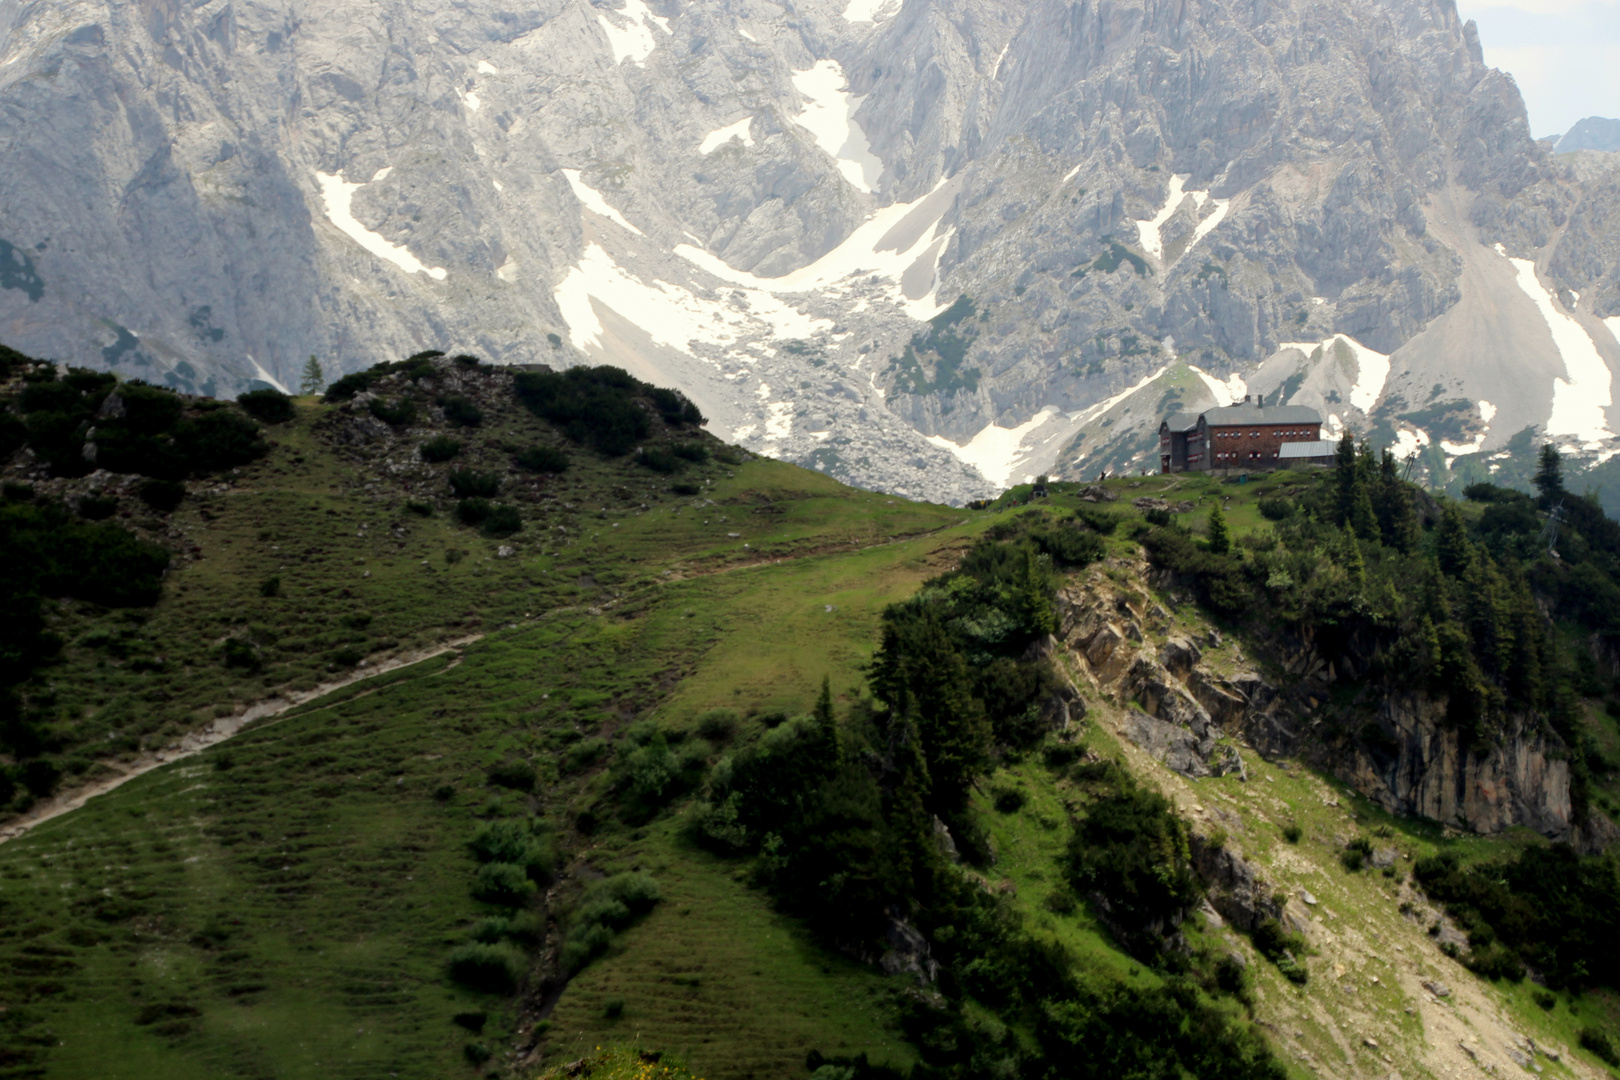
[1054,555,1598,845]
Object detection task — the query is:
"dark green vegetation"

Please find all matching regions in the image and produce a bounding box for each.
[1139,438,1591,769]
[0,351,285,809]
[689,513,1285,1079]
[886,296,984,399]
[1414,845,1619,988]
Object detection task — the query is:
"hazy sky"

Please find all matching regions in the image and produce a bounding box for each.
[1454,0,1620,139]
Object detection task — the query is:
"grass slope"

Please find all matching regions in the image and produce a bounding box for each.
[3,417,1613,1080]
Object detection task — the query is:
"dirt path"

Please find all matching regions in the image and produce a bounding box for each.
[0,521,972,849]
[0,634,483,849]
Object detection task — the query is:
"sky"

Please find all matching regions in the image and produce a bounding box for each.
[1454,0,1620,139]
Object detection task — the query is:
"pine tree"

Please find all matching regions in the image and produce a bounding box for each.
[1334,431,1361,525]
[1436,504,1474,577]
[299,355,326,395]
[813,675,839,756]
[1207,501,1231,554]
[1350,483,1379,543]
[1534,443,1565,504]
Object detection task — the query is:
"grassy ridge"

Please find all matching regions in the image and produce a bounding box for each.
[0,412,964,1079]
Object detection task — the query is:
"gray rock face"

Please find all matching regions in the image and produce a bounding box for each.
[1059,558,1595,842]
[0,0,1614,501]
[1557,117,1620,154]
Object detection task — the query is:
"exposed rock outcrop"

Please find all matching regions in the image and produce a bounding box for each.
[1060,559,1588,842]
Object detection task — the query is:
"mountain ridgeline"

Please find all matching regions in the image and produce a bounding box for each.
[1,351,1620,1079]
[2,0,1618,502]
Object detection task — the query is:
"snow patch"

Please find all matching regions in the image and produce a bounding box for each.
[1390,427,1430,460]
[993,43,1010,78]
[1605,317,1620,349]
[700,117,755,154]
[1134,175,1227,264]
[673,179,956,321]
[927,408,1060,489]
[598,0,671,66]
[554,244,832,356]
[737,27,756,41]
[1479,400,1498,424]
[791,61,882,193]
[460,90,481,112]
[842,0,899,22]
[562,169,644,236]
[496,258,519,283]
[1503,255,1615,444]
[1275,334,1391,413]
[764,401,794,440]
[315,171,448,281]
[477,61,499,75]
[1135,175,1188,261]
[247,356,290,394]
[1188,365,1242,407]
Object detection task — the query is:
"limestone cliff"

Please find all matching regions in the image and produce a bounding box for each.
[1054,556,1602,846]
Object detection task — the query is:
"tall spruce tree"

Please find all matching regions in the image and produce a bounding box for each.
[299,355,326,395]
[1534,443,1565,503]
[1207,501,1231,555]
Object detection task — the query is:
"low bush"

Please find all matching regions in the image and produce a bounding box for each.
[138,479,185,512]
[369,397,417,427]
[77,495,118,520]
[1073,505,1120,534]
[420,436,462,463]
[1281,823,1302,843]
[672,482,701,496]
[635,447,682,474]
[457,498,492,525]
[404,500,433,517]
[672,441,709,463]
[487,760,537,792]
[992,785,1027,813]
[471,862,538,906]
[447,942,524,994]
[1252,917,1309,984]
[563,738,608,774]
[695,709,738,744]
[449,469,501,498]
[1581,1027,1619,1067]
[514,446,569,474]
[236,388,295,424]
[1065,775,1202,958]
[259,576,281,598]
[1341,836,1372,872]
[441,396,484,427]
[559,873,662,973]
[1257,497,1295,521]
[222,637,259,670]
[482,504,522,537]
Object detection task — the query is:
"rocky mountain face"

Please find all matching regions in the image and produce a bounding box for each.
[0,0,1617,502]
[1056,554,1597,847]
[1559,117,1620,155]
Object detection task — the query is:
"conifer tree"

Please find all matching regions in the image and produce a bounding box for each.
[1534,443,1565,503]
[1207,501,1231,554]
[813,675,838,755]
[299,355,326,395]
[1436,504,1474,577]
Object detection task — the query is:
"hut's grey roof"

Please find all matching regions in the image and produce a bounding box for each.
[1200,403,1323,426]
[1278,440,1337,459]
[1161,412,1200,432]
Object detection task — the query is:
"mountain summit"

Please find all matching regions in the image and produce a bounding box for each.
[0,0,1616,500]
